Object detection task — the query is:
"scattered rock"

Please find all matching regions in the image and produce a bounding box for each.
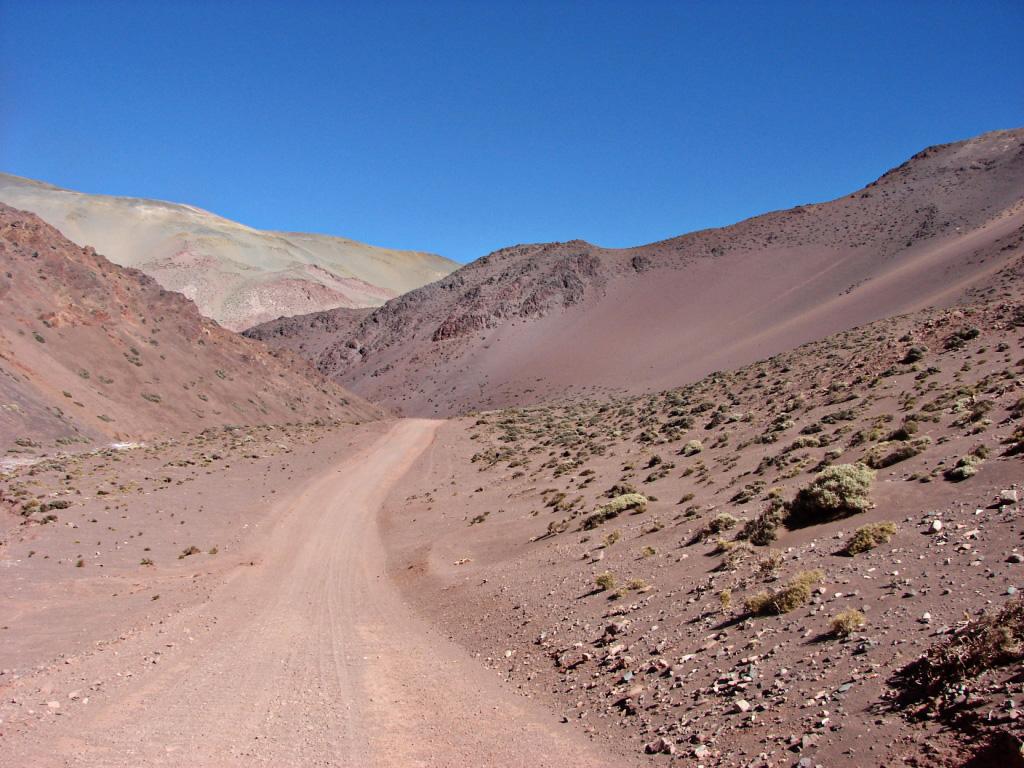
[644,736,676,755]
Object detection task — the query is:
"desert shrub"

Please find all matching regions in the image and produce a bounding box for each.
[786,464,875,528]
[864,437,931,469]
[785,436,821,452]
[716,540,754,571]
[944,326,980,350]
[756,549,784,579]
[890,597,1024,712]
[603,530,621,547]
[738,500,785,546]
[595,572,616,591]
[1005,425,1024,456]
[682,439,703,456]
[901,346,927,364]
[745,569,823,616]
[830,608,867,637]
[886,419,919,441]
[179,545,201,559]
[708,512,738,533]
[581,493,647,529]
[844,521,898,555]
[604,483,637,498]
[730,480,765,504]
[943,454,983,482]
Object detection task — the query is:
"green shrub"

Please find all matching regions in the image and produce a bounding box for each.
[787,464,875,528]
[844,521,898,555]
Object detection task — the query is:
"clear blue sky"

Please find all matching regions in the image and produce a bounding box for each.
[2,1,1022,263]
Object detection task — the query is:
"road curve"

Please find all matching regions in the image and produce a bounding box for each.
[4,419,622,767]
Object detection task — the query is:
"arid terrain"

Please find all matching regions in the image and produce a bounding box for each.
[0,173,457,330]
[2,127,1023,767]
[249,128,1024,416]
[0,204,379,449]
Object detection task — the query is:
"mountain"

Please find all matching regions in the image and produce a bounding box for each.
[0,173,458,331]
[248,128,1024,416]
[0,203,380,451]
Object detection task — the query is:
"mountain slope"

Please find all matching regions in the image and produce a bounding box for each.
[253,128,1024,416]
[0,204,380,451]
[0,173,458,331]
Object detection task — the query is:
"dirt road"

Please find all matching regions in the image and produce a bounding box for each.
[2,419,625,767]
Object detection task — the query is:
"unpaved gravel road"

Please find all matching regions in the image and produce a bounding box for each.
[3,420,625,767]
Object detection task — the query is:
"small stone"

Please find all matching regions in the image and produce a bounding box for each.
[46,701,60,709]
[693,744,710,758]
[734,698,752,713]
[1001,490,1019,505]
[1008,587,1018,596]
[929,520,943,534]
[920,612,932,624]
[1008,554,1024,564]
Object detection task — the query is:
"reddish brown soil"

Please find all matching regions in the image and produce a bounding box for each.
[378,284,1024,765]
[0,420,635,766]
[0,204,379,452]
[249,128,1024,417]
[3,127,1024,767]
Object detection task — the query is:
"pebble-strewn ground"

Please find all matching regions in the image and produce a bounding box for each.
[382,283,1024,766]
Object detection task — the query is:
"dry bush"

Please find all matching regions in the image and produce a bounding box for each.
[844,521,898,555]
[890,597,1024,712]
[738,500,785,545]
[864,437,931,469]
[581,493,647,530]
[830,608,866,637]
[595,572,616,591]
[944,454,983,482]
[745,569,823,616]
[756,549,784,579]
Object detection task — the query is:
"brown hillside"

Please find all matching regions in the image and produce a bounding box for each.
[0,204,380,453]
[253,128,1024,416]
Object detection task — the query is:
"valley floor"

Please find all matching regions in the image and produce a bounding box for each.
[0,420,633,767]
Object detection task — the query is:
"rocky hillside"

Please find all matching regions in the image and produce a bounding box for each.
[255,128,1024,416]
[380,246,1024,764]
[0,173,457,330]
[0,204,380,452]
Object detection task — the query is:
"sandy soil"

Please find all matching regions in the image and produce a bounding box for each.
[0,419,631,767]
